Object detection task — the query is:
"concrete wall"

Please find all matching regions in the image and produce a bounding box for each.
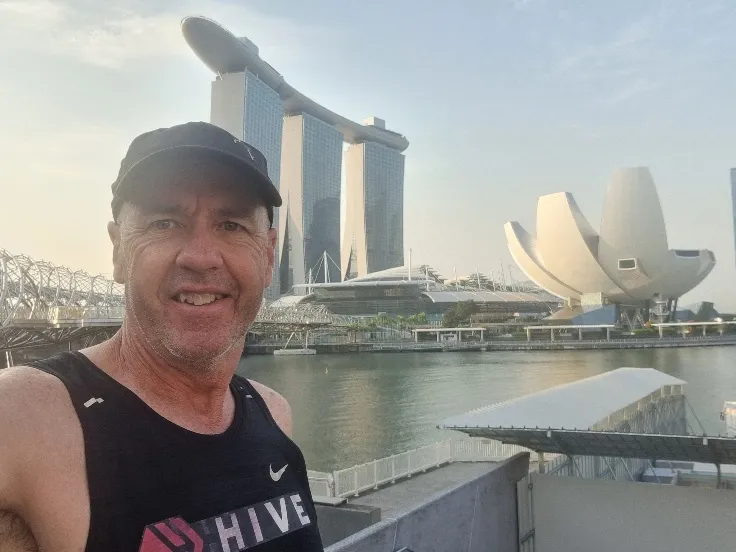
[316,502,382,548]
[279,114,305,292]
[533,473,736,552]
[326,453,529,552]
[210,73,245,139]
[341,143,366,280]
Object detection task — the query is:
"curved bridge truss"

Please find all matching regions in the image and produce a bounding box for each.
[1,249,353,353]
[1,249,125,325]
[1,249,124,352]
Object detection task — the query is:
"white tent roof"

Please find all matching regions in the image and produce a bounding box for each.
[440,368,686,431]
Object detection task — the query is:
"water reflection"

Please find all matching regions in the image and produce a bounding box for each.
[238,347,736,471]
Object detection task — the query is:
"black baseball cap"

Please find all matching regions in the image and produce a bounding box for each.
[111,121,282,221]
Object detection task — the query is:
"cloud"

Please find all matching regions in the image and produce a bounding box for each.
[610,15,655,49]
[555,15,656,77]
[0,0,64,27]
[508,0,547,11]
[592,77,661,109]
[546,11,698,110]
[548,1,734,113]
[0,0,332,69]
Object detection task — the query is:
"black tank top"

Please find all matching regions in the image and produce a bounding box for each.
[29,352,324,552]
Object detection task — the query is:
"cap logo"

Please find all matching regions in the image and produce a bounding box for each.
[244,145,256,162]
[233,137,256,162]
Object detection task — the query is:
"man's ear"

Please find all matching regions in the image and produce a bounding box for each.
[264,227,277,287]
[107,221,125,284]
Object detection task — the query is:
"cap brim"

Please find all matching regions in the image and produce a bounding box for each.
[114,145,282,207]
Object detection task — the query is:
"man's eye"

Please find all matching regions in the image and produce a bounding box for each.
[222,221,243,232]
[151,220,178,230]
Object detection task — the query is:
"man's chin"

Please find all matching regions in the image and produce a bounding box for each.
[160,336,242,367]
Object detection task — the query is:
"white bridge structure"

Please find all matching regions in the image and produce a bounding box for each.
[1,248,355,354]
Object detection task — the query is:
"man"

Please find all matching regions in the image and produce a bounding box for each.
[0,122,324,551]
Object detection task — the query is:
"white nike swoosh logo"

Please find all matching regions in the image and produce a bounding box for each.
[269,463,288,481]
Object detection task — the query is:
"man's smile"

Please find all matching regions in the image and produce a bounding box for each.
[175,292,227,306]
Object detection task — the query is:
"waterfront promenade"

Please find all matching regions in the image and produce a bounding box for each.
[246,334,736,355]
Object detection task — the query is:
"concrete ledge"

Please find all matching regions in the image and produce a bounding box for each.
[317,502,382,547]
[315,496,348,506]
[326,453,530,552]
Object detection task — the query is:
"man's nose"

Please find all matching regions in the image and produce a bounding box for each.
[175,229,224,272]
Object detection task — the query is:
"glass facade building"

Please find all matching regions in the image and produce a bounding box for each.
[242,71,284,192]
[343,142,405,279]
[211,70,284,301]
[279,113,342,293]
[732,169,736,267]
[364,142,405,273]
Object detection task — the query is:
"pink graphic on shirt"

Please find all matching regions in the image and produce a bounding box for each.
[139,518,203,552]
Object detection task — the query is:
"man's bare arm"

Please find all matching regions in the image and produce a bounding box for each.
[0,367,88,552]
[248,380,293,437]
[0,368,36,514]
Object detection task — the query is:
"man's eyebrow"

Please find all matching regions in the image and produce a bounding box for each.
[133,203,258,219]
[137,203,183,217]
[215,206,257,219]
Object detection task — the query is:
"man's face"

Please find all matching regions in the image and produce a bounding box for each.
[109,162,276,367]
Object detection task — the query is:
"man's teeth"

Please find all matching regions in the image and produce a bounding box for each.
[176,293,225,306]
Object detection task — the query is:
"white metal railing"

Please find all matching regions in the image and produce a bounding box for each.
[321,439,532,498]
[312,434,642,498]
[307,470,333,498]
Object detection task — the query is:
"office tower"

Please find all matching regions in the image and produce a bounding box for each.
[342,139,405,280]
[211,70,284,300]
[732,169,736,266]
[279,113,342,292]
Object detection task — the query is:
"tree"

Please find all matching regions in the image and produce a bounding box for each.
[442,301,478,327]
[455,300,478,322]
[442,310,459,328]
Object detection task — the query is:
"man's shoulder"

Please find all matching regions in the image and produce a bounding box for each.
[0,365,69,402]
[0,365,79,434]
[246,379,288,404]
[245,379,293,437]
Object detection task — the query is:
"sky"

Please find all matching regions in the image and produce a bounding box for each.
[0,0,735,310]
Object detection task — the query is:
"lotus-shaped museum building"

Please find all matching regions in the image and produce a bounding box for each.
[504,168,715,311]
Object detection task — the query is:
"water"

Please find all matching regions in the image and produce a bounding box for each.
[237,347,736,471]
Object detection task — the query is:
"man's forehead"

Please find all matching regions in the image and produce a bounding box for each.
[133,187,260,216]
[123,158,267,216]
[130,170,265,215]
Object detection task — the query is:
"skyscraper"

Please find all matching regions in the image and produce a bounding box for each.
[732,169,736,266]
[342,137,406,280]
[211,70,284,301]
[279,113,343,292]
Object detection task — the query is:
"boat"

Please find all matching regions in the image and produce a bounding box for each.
[273,330,317,355]
[274,348,317,356]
